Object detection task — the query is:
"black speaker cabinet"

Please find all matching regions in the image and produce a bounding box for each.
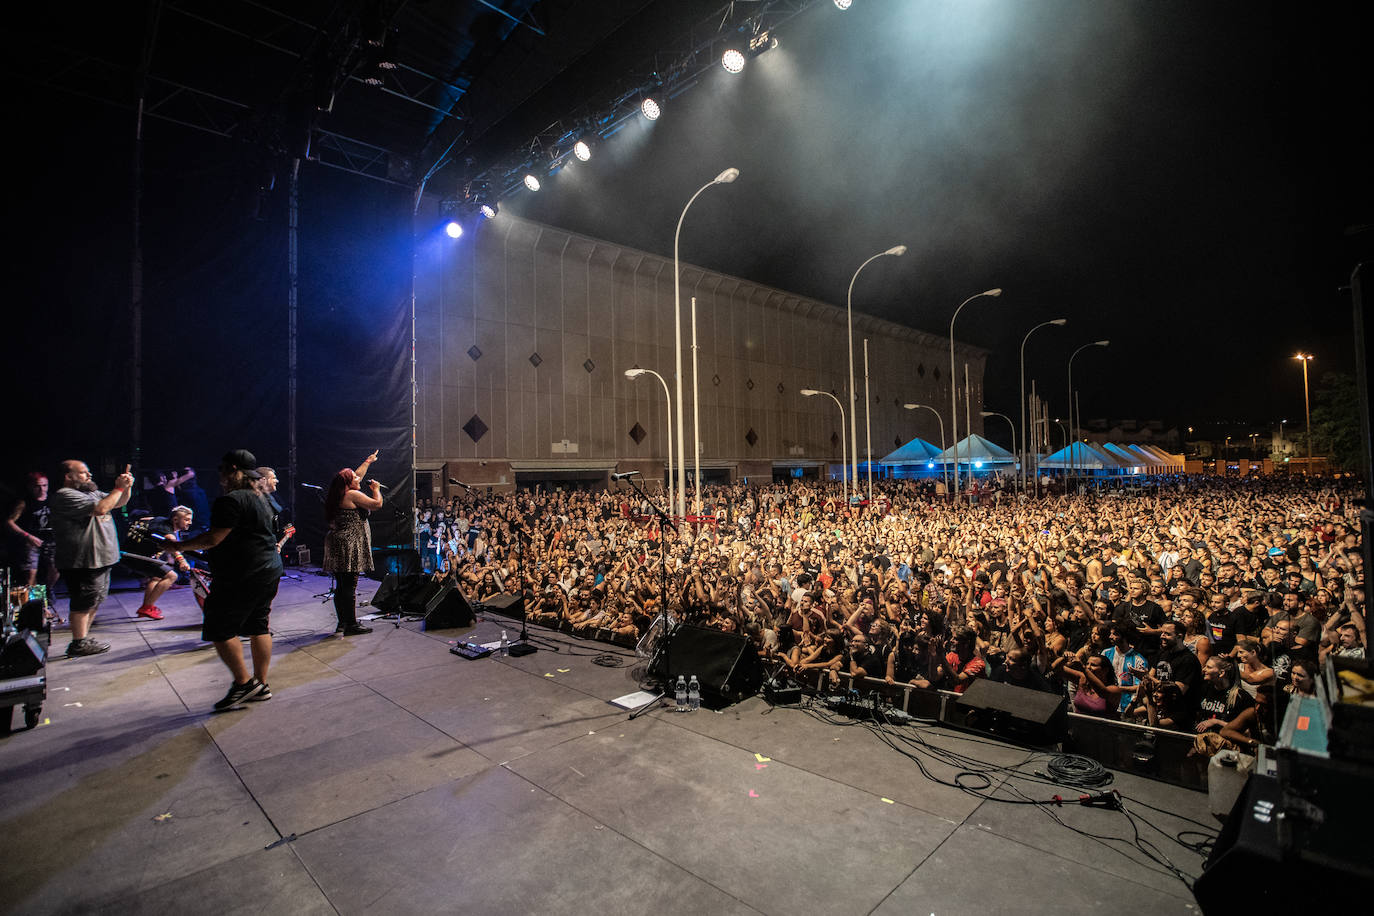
[955,678,1068,745]
[0,631,46,679]
[652,625,761,704]
[421,581,476,630]
[481,592,526,619]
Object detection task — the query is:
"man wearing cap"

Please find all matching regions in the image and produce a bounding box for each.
[50,460,135,657]
[167,449,283,710]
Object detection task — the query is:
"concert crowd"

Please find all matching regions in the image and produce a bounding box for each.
[417,474,1366,755]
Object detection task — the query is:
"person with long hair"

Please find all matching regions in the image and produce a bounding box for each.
[323,450,381,636]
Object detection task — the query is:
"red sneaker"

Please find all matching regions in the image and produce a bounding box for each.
[137,605,164,620]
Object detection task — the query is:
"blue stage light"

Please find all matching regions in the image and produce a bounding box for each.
[444,221,463,239]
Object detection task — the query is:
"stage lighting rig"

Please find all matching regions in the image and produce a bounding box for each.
[523,174,541,191]
[722,49,745,73]
[573,140,592,161]
[641,97,661,120]
[748,29,778,57]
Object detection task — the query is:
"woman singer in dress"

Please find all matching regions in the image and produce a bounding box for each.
[323,450,382,636]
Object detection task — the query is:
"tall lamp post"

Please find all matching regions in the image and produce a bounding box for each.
[1019,318,1067,492]
[903,403,947,491]
[672,168,738,520]
[846,246,906,495]
[980,411,1017,482]
[949,288,1003,497]
[1294,353,1313,473]
[802,389,846,500]
[1066,339,1109,488]
[625,368,672,496]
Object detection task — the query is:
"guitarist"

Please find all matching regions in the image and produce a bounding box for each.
[256,466,296,554]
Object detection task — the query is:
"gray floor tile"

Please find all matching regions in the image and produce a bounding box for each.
[105,846,335,916]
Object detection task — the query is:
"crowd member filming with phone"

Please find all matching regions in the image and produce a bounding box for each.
[50,460,135,657]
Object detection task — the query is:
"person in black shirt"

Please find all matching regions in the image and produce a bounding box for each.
[992,647,1057,693]
[1112,578,1166,656]
[6,471,57,592]
[166,449,283,710]
[1149,621,1202,713]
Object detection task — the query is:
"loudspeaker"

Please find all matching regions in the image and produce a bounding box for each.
[0,631,46,679]
[955,679,1067,745]
[367,547,421,581]
[480,592,525,618]
[421,583,475,630]
[370,573,421,614]
[652,625,761,704]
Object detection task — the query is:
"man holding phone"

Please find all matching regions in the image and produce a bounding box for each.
[51,460,135,657]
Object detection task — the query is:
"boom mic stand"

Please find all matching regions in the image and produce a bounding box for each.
[301,483,336,601]
[625,474,677,720]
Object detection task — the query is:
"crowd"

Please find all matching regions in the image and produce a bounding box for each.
[417,474,1366,755]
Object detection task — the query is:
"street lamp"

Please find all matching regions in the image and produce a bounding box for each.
[1294,354,1313,473]
[672,167,738,519]
[846,246,906,495]
[802,389,846,500]
[1019,318,1067,491]
[1067,340,1109,487]
[625,368,672,496]
[980,411,1017,481]
[903,403,947,491]
[949,288,1003,497]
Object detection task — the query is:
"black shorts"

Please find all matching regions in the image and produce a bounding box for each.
[118,552,175,582]
[60,566,113,612]
[202,574,280,643]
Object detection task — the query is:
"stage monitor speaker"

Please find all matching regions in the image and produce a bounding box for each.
[652,625,761,704]
[370,573,420,614]
[422,583,475,630]
[0,630,46,679]
[481,592,525,619]
[368,547,420,581]
[955,679,1067,745]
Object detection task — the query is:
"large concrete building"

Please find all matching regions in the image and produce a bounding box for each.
[414,213,985,494]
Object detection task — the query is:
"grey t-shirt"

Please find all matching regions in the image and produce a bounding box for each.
[52,487,120,570]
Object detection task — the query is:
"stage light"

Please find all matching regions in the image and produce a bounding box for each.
[748,31,777,57]
[444,221,463,239]
[722,49,745,73]
[573,140,591,161]
[478,203,497,220]
[641,97,661,120]
[834,0,852,10]
[523,174,541,192]
[974,460,984,469]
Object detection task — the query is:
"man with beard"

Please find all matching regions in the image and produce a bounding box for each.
[1148,621,1202,715]
[51,460,135,656]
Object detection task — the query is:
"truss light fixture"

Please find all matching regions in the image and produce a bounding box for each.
[641,97,661,120]
[722,49,746,73]
[444,221,463,239]
[523,174,541,192]
[834,0,853,10]
[573,140,592,161]
[748,31,777,57]
[478,203,497,220]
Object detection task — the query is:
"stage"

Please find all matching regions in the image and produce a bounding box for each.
[1,570,1211,914]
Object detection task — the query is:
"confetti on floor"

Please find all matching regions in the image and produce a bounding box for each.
[755,763,768,770]
[881,798,895,805]
[557,668,570,673]
[754,753,771,763]
[748,790,759,798]
[153,813,173,822]
[544,673,555,678]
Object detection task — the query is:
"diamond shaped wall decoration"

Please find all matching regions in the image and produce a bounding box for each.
[917,363,925,378]
[529,352,543,367]
[933,366,940,380]
[746,378,754,391]
[583,358,595,373]
[467,345,482,361]
[629,422,646,445]
[463,415,488,443]
[830,432,840,448]
[894,436,902,447]
[745,428,758,447]
[778,382,785,394]
[712,374,720,386]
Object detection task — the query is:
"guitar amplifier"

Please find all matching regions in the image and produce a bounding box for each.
[295,545,310,567]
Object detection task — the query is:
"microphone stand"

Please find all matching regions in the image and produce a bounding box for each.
[301,483,335,601]
[507,520,557,655]
[626,474,677,720]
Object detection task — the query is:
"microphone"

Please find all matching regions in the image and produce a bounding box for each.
[300,483,323,490]
[611,471,641,480]
[368,479,389,490]
[448,478,474,491]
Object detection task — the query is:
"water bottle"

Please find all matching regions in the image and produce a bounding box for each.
[675,676,688,712]
[688,675,701,711]
[500,630,510,656]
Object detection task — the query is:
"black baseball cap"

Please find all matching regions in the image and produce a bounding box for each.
[221,448,263,479]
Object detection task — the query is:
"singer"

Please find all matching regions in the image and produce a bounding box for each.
[322,450,381,636]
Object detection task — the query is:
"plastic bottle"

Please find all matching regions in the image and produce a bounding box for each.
[687,675,701,711]
[500,630,510,656]
[675,675,688,712]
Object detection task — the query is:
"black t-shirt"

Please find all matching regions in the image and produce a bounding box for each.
[1151,644,1202,703]
[1196,683,1254,728]
[992,665,1057,694]
[15,497,52,542]
[847,645,884,678]
[207,490,284,582]
[1112,599,1166,654]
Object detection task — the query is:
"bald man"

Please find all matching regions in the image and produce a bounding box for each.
[50,460,133,656]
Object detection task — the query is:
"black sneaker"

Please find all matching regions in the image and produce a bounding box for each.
[342,623,373,636]
[66,637,111,657]
[247,683,272,702]
[213,678,265,711]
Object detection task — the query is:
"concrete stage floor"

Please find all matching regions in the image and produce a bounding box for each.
[1,570,1214,915]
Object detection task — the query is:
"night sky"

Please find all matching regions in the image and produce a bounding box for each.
[503,0,1371,434]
